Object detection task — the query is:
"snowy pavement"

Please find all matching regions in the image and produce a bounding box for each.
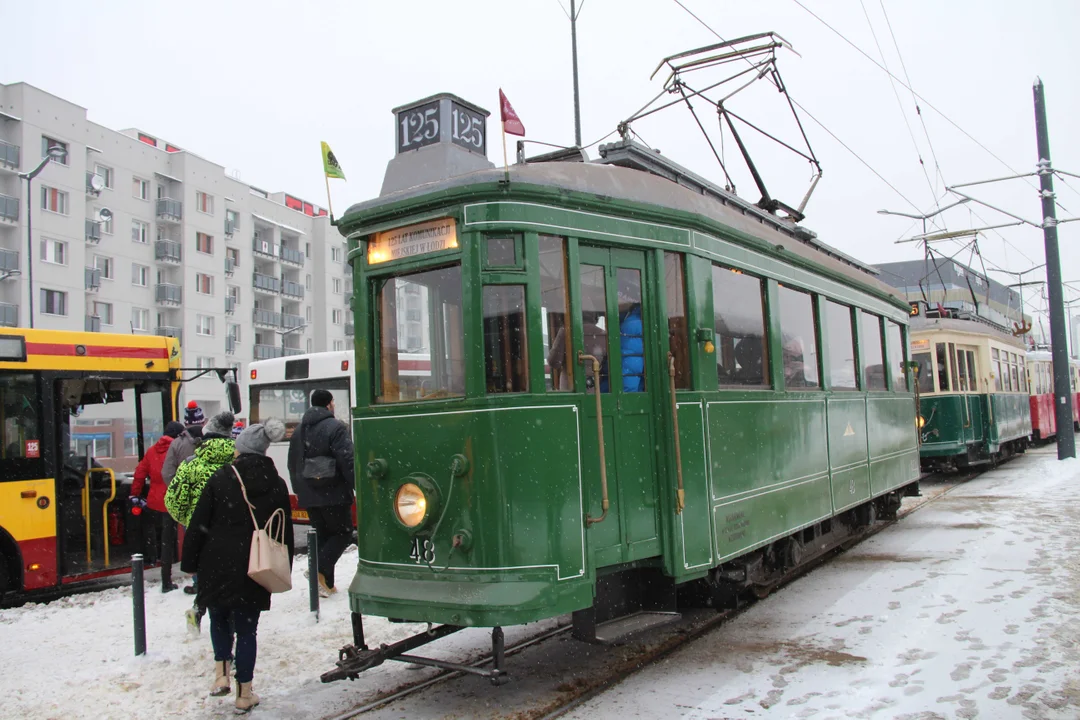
[565,447,1080,720]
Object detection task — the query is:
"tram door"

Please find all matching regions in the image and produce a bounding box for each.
[577,246,661,566]
[951,344,983,445]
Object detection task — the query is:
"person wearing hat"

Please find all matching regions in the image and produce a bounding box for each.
[130,420,186,592]
[182,419,292,712]
[287,388,354,597]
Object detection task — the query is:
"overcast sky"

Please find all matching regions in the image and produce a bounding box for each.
[4,0,1079,325]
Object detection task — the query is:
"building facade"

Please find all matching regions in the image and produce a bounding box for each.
[0,82,353,416]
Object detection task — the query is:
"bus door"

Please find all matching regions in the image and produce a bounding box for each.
[53,377,170,579]
[576,246,661,566]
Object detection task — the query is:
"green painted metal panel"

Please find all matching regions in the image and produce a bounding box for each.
[918,394,969,457]
[674,401,713,575]
[712,475,833,562]
[826,397,871,511]
[867,396,920,495]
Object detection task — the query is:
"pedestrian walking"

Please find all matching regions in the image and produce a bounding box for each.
[287,389,354,597]
[181,419,292,713]
[129,420,185,591]
[166,410,235,630]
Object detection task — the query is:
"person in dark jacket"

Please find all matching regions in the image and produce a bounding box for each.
[181,419,291,713]
[287,388,354,596]
[130,420,185,590]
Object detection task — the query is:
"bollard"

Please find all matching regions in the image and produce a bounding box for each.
[132,553,147,656]
[307,528,319,621]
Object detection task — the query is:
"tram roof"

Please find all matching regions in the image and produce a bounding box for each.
[908,316,1028,349]
[342,148,908,308]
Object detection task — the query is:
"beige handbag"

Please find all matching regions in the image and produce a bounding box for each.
[232,466,292,593]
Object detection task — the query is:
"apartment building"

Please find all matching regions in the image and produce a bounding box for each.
[0,82,353,416]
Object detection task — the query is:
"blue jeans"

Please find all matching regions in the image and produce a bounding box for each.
[208,607,261,683]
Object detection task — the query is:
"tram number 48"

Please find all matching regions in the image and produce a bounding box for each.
[409,537,436,565]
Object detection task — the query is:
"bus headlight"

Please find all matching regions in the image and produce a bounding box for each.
[394,483,428,528]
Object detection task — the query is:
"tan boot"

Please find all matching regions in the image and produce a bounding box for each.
[210,660,231,696]
[234,681,260,713]
[317,573,336,597]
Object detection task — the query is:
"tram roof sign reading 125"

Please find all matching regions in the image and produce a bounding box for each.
[394,93,489,157]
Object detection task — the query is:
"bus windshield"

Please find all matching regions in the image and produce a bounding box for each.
[250,379,349,438]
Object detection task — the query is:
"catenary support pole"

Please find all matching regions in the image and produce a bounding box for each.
[308,528,319,621]
[570,0,582,147]
[1033,78,1075,460]
[132,553,147,656]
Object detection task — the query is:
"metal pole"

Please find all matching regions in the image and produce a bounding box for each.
[25,178,33,329]
[307,528,319,621]
[132,553,147,655]
[570,0,582,147]
[1033,78,1075,459]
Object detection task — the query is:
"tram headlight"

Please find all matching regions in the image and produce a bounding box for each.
[916,414,926,429]
[394,483,428,528]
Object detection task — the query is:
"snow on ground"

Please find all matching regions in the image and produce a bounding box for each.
[565,448,1080,720]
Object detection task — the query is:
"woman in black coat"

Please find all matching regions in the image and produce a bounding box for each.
[181,419,292,713]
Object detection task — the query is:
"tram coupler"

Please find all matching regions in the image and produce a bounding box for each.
[321,622,464,683]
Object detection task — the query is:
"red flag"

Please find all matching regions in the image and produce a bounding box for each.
[499,89,526,137]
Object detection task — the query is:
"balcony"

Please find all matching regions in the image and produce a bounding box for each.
[0,247,18,274]
[345,322,354,337]
[225,257,236,276]
[225,335,237,355]
[253,308,281,329]
[155,283,183,306]
[85,267,102,291]
[156,198,182,223]
[253,344,282,361]
[253,235,276,259]
[86,172,102,197]
[281,313,304,330]
[282,347,303,357]
[0,302,17,327]
[225,219,237,238]
[252,272,280,295]
[225,296,236,315]
[155,326,183,343]
[155,240,182,264]
[279,246,304,266]
[0,139,19,171]
[85,315,101,333]
[85,219,101,244]
[0,194,17,223]
[281,279,304,299]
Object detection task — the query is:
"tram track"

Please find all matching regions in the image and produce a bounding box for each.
[322,469,979,720]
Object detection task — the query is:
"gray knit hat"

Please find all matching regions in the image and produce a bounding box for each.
[204,411,235,438]
[235,418,286,456]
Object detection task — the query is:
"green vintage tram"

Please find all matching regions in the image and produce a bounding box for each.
[324,93,919,683]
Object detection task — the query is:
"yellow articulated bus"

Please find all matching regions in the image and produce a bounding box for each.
[0,328,238,597]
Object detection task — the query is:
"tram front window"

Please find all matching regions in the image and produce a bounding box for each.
[912,352,934,393]
[376,265,464,403]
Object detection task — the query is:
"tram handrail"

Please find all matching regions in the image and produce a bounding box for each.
[82,467,117,568]
[668,353,686,514]
[578,353,609,526]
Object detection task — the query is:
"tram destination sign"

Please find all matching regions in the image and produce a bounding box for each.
[368,218,458,264]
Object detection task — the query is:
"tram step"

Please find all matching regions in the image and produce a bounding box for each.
[592,611,681,644]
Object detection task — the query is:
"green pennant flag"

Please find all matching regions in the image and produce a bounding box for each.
[321,141,346,180]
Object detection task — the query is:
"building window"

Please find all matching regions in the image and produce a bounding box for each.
[196,232,214,255]
[713,265,769,388]
[40,238,67,265]
[196,315,214,336]
[132,263,149,287]
[131,307,149,331]
[305,306,312,322]
[94,255,113,280]
[41,136,68,165]
[825,301,858,390]
[41,289,67,315]
[306,339,314,353]
[195,273,213,295]
[226,209,239,229]
[778,286,820,388]
[226,247,239,266]
[331,247,343,263]
[333,340,344,351]
[40,187,68,214]
[305,274,312,289]
[196,356,215,369]
[305,242,311,257]
[332,278,342,294]
[196,191,214,215]
[94,164,114,189]
[132,220,149,244]
[227,285,240,304]
[93,301,114,326]
[100,211,113,235]
[133,177,149,200]
[332,309,343,324]
[228,324,241,343]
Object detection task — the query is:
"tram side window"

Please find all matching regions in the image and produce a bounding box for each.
[483,285,529,393]
[948,344,961,393]
[936,343,950,391]
[376,265,464,403]
[992,348,1002,391]
[712,265,769,388]
[965,350,977,392]
[912,352,934,393]
[664,252,691,389]
[1010,354,1020,392]
[860,312,886,390]
[777,286,820,388]
[825,301,857,390]
[540,236,573,392]
[885,321,905,391]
